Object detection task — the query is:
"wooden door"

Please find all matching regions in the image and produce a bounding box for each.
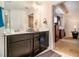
[54,24,60,42]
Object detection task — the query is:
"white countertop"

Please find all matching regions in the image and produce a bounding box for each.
[4,30,49,35]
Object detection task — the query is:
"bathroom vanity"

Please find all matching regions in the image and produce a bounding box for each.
[4,31,49,57]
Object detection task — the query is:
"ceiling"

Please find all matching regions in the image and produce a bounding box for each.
[54,1,79,15]
[65,1,79,15]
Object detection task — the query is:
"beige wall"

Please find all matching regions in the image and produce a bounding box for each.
[65,14,79,36]
[64,2,79,36]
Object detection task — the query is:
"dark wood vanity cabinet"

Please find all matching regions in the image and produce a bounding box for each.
[6,31,49,57]
[7,34,33,57]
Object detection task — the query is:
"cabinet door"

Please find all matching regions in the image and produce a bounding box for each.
[34,33,40,51]
[40,33,46,49]
[39,32,49,50]
[0,35,4,57]
[7,39,32,57]
[33,33,40,56]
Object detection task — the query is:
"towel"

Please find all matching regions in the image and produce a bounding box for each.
[0,7,4,27]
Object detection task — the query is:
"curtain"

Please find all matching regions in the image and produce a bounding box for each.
[0,7,4,27]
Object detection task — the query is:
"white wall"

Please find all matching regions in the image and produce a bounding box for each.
[33,2,54,50]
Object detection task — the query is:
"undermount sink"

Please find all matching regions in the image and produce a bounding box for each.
[61,39,79,44]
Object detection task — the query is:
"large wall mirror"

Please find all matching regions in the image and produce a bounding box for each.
[4,1,34,33]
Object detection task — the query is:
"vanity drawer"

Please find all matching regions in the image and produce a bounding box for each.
[7,34,33,44]
[7,39,33,57]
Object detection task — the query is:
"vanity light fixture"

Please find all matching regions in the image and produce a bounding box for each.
[43,18,47,24]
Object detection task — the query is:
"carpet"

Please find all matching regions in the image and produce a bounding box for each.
[36,50,61,57]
